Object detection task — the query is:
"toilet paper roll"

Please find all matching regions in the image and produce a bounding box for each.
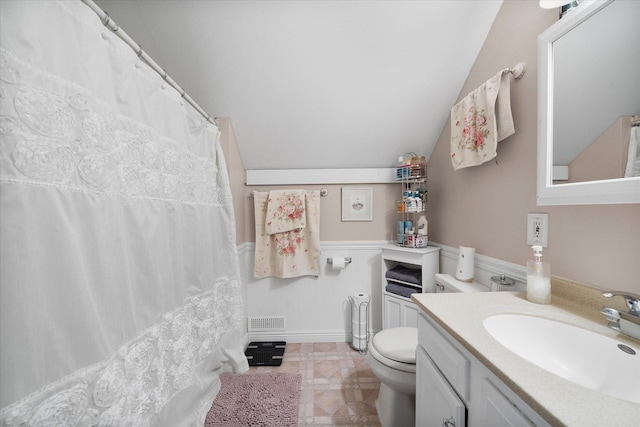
[353,336,367,350]
[352,321,367,339]
[332,257,348,270]
[350,293,370,350]
[352,317,367,332]
[455,246,475,283]
[352,318,366,327]
[351,293,370,321]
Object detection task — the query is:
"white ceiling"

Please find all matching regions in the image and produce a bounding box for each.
[95,0,502,170]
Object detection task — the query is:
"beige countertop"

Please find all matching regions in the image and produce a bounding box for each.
[411,291,640,427]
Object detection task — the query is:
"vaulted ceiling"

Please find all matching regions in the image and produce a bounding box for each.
[95,0,503,170]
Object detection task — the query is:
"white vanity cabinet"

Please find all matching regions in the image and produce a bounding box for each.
[381,245,439,329]
[416,345,466,427]
[417,312,550,427]
[481,379,535,426]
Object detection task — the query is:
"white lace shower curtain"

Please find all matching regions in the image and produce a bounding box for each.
[0,1,247,425]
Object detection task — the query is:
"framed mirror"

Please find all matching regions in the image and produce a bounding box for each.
[537,0,640,205]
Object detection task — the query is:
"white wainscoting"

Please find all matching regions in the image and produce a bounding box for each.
[238,241,386,343]
[237,241,527,343]
[434,243,527,291]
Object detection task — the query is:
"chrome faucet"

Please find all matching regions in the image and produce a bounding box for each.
[601,291,640,341]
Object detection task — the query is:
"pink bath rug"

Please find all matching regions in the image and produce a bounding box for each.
[205,372,301,427]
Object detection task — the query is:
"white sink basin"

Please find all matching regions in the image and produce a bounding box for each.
[483,314,640,404]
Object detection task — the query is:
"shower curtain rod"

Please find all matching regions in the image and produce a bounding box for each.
[80,0,218,127]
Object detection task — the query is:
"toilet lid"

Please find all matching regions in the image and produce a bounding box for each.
[372,327,418,364]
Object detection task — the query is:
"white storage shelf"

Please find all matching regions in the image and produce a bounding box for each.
[385,277,422,291]
[381,245,439,329]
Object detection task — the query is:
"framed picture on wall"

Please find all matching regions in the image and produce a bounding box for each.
[341,187,373,221]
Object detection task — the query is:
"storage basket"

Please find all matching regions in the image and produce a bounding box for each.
[397,234,428,248]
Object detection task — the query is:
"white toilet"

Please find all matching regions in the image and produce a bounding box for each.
[367,273,486,427]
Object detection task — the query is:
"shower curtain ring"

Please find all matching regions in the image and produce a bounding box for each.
[136,43,143,57]
[101,12,119,32]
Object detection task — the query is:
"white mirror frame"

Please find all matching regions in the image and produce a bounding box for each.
[537,0,640,205]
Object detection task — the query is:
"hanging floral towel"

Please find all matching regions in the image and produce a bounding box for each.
[254,190,321,278]
[450,69,515,171]
[264,190,306,234]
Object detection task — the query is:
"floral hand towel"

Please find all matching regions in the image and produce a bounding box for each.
[450,69,515,171]
[254,191,321,278]
[265,190,306,235]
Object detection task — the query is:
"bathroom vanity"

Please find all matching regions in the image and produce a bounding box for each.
[416,310,548,426]
[412,291,640,426]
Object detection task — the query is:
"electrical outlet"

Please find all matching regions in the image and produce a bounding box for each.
[527,213,549,247]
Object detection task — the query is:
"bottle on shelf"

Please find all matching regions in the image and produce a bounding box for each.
[417,215,428,236]
[396,156,411,179]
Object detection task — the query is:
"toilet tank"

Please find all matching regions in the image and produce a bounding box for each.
[435,273,487,293]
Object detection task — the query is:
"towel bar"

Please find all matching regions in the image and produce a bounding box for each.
[251,188,328,197]
[504,62,526,80]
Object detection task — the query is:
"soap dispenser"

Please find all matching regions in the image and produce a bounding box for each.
[526,245,550,304]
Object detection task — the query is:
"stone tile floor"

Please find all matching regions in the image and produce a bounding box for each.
[247,342,381,426]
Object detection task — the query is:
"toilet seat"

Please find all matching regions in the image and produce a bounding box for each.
[370,327,417,373]
[373,327,418,363]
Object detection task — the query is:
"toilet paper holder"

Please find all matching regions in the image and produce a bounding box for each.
[327,257,352,265]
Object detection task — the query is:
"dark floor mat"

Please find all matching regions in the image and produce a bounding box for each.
[245,341,287,366]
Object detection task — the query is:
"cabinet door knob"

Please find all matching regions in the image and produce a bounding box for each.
[442,416,456,427]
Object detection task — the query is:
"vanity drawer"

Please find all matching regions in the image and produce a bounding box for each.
[418,312,470,402]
